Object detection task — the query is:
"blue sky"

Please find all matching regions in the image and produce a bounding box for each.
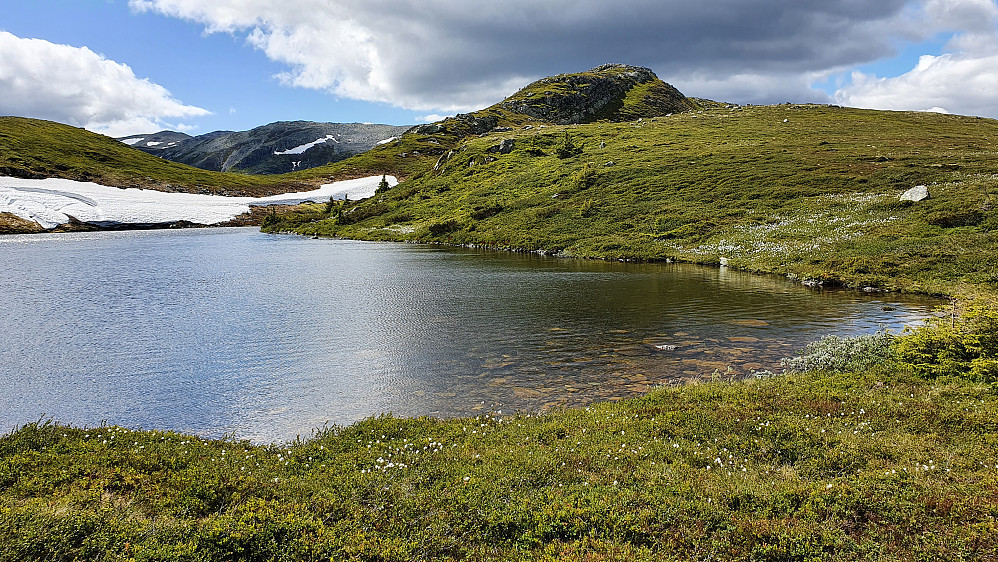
[0,0,422,132]
[2,0,996,137]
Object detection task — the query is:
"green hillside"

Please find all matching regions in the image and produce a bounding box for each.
[270,103,998,294]
[0,117,317,196]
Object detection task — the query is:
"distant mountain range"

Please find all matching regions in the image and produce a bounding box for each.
[118,121,412,175]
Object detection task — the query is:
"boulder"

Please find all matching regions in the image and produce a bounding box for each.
[900,185,930,202]
[486,138,515,154]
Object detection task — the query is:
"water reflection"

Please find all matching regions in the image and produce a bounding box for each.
[0,228,938,443]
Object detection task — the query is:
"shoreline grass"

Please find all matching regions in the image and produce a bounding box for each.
[3,365,996,560]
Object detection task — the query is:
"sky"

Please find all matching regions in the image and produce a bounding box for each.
[1,0,997,138]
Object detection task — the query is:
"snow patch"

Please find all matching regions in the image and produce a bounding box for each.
[120,138,144,145]
[254,175,398,205]
[376,136,399,145]
[146,141,162,146]
[0,175,398,229]
[273,135,336,155]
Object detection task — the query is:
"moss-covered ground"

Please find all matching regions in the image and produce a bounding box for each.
[3,365,997,561]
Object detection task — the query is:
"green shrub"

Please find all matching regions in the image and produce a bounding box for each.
[470,203,503,220]
[261,210,282,229]
[895,299,998,382]
[780,331,894,373]
[555,133,583,159]
[427,219,461,236]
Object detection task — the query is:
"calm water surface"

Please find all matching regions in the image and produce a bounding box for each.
[0,228,938,443]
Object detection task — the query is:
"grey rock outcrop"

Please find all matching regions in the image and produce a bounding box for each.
[118,131,192,150]
[900,185,930,202]
[486,139,515,154]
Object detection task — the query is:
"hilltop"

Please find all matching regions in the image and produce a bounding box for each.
[499,63,694,123]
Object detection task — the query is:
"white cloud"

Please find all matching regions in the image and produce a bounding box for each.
[922,0,998,32]
[0,31,209,137]
[835,26,998,118]
[417,114,449,123]
[129,0,927,110]
[130,0,998,116]
[672,72,832,106]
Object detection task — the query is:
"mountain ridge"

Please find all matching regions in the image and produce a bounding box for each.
[118,121,411,175]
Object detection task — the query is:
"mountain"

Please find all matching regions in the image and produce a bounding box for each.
[498,63,695,124]
[119,121,411,175]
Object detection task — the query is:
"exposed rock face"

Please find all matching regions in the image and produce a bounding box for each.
[900,185,930,202]
[118,131,192,150]
[414,113,498,136]
[119,121,411,175]
[498,63,694,124]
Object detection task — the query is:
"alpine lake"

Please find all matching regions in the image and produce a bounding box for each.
[0,227,939,443]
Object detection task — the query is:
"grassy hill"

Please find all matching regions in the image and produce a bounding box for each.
[268,103,998,294]
[1,64,702,230]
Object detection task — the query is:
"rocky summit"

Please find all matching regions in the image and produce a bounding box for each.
[408,63,697,152]
[498,63,695,124]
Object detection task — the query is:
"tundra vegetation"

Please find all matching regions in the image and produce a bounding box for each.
[2,65,998,559]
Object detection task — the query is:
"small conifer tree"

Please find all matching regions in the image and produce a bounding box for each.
[376,175,390,194]
[555,133,583,158]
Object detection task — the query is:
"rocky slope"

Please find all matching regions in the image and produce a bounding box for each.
[119,121,411,175]
[342,63,699,182]
[498,63,695,124]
